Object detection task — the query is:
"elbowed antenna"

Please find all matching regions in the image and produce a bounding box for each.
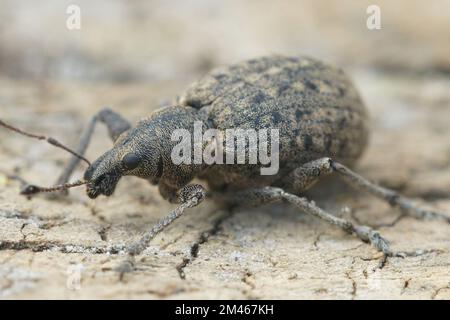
[0,119,91,166]
[20,179,88,195]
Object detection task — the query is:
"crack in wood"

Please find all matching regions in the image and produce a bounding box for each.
[176,209,234,280]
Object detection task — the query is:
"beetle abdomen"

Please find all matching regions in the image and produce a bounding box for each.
[180,55,369,171]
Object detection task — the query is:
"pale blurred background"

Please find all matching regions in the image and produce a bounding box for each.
[1,0,450,83]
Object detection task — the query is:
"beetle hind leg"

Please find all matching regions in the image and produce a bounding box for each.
[280,157,449,223]
[330,160,450,222]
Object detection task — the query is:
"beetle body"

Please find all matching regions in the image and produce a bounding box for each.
[4,54,446,260]
[85,55,369,199]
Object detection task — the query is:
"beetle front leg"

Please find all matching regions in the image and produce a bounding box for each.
[128,184,206,256]
[55,107,131,186]
[115,184,205,274]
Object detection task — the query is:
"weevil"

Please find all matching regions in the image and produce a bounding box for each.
[1,55,449,267]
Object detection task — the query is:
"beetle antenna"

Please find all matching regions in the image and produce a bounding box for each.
[20,179,88,195]
[0,119,91,166]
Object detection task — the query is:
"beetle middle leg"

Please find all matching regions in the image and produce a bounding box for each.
[55,108,131,186]
[221,186,424,259]
[223,187,393,256]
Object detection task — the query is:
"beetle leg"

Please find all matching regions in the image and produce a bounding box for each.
[328,159,450,222]
[221,186,427,260]
[55,107,131,186]
[115,184,206,273]
[280,157,449,223]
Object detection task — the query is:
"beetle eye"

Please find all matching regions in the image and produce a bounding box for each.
[122,153,141,170]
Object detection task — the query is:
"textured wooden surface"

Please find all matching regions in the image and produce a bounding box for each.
[0,0,449,300]
[1,72,449,299]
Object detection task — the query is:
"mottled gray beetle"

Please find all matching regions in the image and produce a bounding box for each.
[1,55,449,267]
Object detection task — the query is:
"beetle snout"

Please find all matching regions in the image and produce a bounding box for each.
[84,154,122,199]
[86,174,104,199]
[86,172,121,199]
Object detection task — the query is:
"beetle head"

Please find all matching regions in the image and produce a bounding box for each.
[84,127,163,199]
